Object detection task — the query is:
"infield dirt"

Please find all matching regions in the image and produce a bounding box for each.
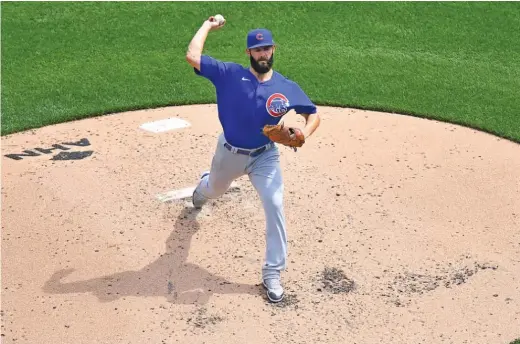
[2,104,519,344]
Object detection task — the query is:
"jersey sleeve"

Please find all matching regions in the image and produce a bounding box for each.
[291,84,318,115]
[193,55,229,84]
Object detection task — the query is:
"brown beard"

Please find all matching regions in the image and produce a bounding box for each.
[250,54,274,74]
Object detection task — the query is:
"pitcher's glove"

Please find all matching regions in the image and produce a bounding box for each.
[262,123,305,151]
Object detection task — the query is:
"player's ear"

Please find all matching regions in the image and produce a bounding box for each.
[246,48,251,56]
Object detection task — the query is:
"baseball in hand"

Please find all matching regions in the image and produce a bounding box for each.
[214,14,225,25]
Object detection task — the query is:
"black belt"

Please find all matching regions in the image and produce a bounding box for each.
[224,142,272,157]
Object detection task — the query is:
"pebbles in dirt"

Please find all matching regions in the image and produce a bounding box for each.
[318,267,356,294]
[187,307,224,329]
[383,260,499,306]
[269,293,300,309]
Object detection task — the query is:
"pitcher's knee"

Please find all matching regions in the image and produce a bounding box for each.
[262,190,284,210]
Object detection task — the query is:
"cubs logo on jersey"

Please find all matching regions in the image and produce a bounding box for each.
[266,93,290,117]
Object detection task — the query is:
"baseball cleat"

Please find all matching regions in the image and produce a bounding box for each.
[192,172,210,209]
[262,278,284,303]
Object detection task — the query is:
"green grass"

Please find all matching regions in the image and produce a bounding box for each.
[2,2,520,142]
[510,339,520,344]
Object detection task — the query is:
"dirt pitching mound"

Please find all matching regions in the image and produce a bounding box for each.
[2,105,519,344]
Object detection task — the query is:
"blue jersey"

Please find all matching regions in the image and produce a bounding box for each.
[194,55,317,149]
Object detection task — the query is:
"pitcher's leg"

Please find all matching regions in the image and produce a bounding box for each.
[193,134,247,208]
[247,148,287,281]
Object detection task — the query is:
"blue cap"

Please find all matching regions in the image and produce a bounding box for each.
[247,28,275,49]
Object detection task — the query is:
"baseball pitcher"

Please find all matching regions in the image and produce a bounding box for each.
[185,15,321,303]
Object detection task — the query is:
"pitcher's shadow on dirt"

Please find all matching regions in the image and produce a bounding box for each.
[42,206,261,305]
